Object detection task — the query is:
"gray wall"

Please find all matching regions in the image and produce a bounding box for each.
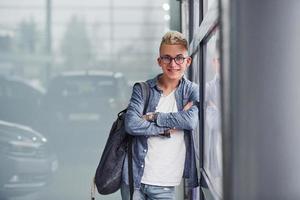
[222,0,300,199]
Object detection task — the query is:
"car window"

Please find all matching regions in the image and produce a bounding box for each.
[116,76,130,102]
[4,81,38,100]
[48,76,117,98]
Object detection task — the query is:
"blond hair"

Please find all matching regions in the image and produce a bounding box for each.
[159,31,189,51]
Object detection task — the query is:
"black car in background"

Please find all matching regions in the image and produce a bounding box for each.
[0,120,58,199]
[0,75,45,129]
[39,70,130,147]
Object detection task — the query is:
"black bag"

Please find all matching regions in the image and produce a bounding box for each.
[94,82,149,196]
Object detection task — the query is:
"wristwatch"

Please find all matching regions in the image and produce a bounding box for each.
[147,112,158,122]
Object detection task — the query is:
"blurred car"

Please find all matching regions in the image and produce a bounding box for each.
[0,120,58,199]
[0,75,45,129]
[39,70,130,145]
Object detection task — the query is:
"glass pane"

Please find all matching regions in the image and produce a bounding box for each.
[181,0,189,37]
[203,29,223,198]
[193,0,200,28]
[0,0,171,200]
[203,0,217,15]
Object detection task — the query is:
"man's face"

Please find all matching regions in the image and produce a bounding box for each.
[158,44,192,81]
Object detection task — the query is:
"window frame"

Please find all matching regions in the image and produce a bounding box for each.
[182,0,222,199]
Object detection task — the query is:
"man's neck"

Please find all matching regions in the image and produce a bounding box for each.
[158,75,181,95]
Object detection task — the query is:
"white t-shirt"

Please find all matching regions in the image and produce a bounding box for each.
[141,90,186,186]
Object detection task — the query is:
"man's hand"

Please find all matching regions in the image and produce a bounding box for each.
[143,112,155,122]
[144,102,194,135]
[183,101,193,111]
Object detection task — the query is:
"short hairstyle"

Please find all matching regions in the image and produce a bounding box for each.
[159,31,189,51]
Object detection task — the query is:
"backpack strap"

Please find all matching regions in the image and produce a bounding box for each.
[139,82,150,113]
[128,82,150,200]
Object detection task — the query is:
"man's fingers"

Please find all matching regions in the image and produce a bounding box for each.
[183,101,193,111]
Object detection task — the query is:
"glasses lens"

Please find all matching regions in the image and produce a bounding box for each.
[175,56,185,64]
[161,56,172,64]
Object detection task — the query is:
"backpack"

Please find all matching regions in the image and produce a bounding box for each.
[93,82,150,198]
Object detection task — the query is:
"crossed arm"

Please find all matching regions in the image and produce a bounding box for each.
[125,84,199,136]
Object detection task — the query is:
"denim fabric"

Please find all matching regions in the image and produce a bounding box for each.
[123,74,199,189]
[121,183,176,200]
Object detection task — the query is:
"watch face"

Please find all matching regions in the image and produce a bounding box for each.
[146,112,155,121]
[165,131,171,138]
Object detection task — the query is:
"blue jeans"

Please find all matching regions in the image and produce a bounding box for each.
[121,183,176,200]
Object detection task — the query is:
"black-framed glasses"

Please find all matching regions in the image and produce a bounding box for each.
[159,55,187,65]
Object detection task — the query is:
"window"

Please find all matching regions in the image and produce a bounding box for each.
[183,0,222,199]
[203,29,223,199]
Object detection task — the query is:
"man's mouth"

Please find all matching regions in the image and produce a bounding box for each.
[167,68,180,72]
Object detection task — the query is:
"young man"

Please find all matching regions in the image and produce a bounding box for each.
[122,31,199,200]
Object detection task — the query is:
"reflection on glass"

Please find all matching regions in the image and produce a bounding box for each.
[203,29,223,198]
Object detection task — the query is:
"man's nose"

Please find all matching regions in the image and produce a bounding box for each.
[170,58,177,67]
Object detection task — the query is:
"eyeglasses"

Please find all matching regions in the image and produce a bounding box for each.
[159,55,187,65]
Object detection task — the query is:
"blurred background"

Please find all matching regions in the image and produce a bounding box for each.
[0,0,180,199]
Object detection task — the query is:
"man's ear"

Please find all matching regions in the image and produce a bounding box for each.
[157,57,162,67]
[186,57,192,67]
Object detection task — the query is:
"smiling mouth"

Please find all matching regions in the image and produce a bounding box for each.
[167,68,180,72]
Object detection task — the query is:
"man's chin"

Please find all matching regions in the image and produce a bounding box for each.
[164,73,183,81]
